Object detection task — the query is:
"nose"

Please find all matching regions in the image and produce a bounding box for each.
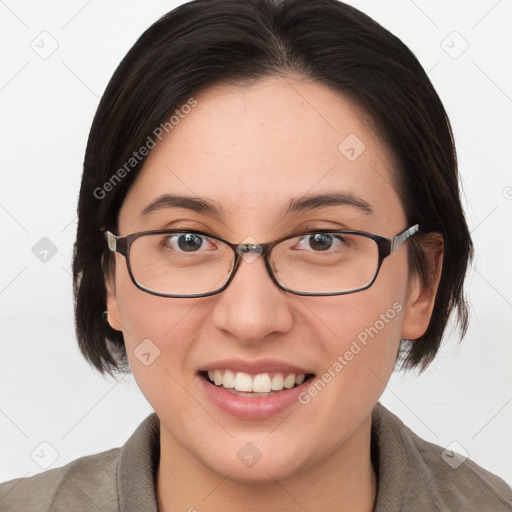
[210,250,294,344]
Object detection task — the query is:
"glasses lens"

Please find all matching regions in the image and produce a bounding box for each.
[129,232,234,296]
[127,231,379,296]
[270,232,379,294]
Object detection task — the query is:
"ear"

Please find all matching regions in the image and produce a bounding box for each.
[105,265,123,332]
[401,233,444,340]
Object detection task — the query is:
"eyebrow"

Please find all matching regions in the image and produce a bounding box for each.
[141,194,224,217]
[284,192,373,216]
[140,191,374,218]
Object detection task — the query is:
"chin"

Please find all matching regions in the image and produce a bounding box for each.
[210,450,311,485]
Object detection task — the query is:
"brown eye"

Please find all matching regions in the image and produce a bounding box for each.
[293,233,348,252]
[160,233,218,253]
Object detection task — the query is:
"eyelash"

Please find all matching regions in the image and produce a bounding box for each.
[167,225,344,237]
[162,229,348,252]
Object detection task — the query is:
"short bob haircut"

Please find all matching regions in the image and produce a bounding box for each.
[72,0,473,378]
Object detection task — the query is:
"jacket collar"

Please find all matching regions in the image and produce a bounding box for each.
[117,411,160,511]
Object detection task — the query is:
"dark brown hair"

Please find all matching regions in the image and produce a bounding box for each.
[72,0,473,377]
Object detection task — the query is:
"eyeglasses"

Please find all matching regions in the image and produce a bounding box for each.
[103,224,419,298]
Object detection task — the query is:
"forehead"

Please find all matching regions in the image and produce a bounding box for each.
[119,76,405,235]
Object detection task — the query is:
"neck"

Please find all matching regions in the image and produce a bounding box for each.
[156,414,377,512]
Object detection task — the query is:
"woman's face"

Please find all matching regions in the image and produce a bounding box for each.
[107,76,431,482]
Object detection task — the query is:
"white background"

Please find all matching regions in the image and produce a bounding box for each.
[1,0,511,487]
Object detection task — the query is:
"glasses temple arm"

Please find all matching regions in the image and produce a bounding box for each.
[390,224,419,253]
[104,231,117,252]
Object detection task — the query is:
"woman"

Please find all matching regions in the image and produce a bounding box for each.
[1,0,510,510]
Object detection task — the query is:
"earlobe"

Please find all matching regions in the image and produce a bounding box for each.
[105,275,123,332]
[401,234,444,340]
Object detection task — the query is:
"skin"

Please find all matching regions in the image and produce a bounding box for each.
[105,75,442,512]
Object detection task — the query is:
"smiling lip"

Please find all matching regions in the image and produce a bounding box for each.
[198,375,313,420]
[199,358,311,376]
[197,358,315,420]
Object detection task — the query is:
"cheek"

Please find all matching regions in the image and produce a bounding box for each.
[113,273,200,402]
[114,255,197,346]
[302,257,408,416]
[312,290,404,382]
[292,294,404,454]
[276,289,406,472]
[341,264,407,371]
[337,296,404,385]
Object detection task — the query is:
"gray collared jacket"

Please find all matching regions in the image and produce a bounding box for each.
[1,403,511,511]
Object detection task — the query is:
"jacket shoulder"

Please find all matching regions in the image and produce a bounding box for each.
[373,403,512,510]
[404,425,512,510]
[0,447,121,512]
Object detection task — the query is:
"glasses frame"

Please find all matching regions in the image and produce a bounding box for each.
[103,224,419,298]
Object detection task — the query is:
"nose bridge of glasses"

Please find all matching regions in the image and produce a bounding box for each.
[220,239,275,294]
[232,239,273,269]
[236,241,264,255]
[228,233,277,256]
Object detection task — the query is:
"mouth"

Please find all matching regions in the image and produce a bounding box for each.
[199,369,316,397]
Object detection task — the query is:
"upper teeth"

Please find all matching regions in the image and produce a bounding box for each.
[207,369,306,392]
